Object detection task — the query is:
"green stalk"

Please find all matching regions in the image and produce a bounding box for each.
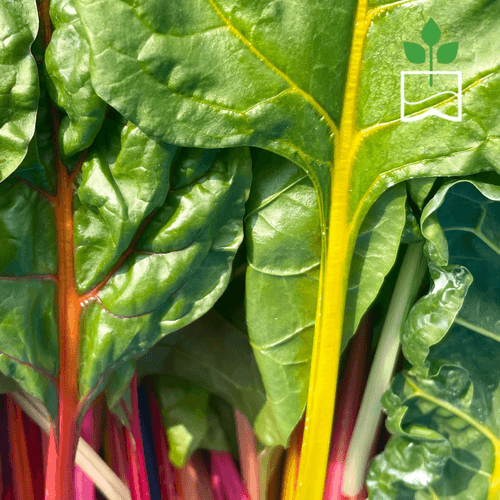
[342,242,427,496]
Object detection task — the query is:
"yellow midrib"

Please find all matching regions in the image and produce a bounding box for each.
[294,0,371,498]
[405,376,500,499]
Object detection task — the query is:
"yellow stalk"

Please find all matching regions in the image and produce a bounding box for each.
[294,0,371,497]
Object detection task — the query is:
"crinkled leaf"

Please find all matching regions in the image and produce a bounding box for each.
[74,110,177,292]
[45,0,107,158]
[245,149,408,446]
[368,178,500,500]
[78,146,252,397]
[14,34,56,195]
[0,0,39,181]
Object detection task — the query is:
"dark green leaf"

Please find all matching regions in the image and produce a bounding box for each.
[0,0,39,181]
[45,0,107,157]
[137,309,266,426]
[368,178,500,499]
[78,146,252,397]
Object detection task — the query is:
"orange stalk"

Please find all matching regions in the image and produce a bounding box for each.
[280,420,303,500]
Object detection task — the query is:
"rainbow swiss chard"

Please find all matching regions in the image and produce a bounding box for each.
[2,0,500,498]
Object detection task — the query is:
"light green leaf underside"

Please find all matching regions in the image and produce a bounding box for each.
[245,150,407,446]
[368,178,500,500]
[153,375,238,467]
[0,0,39,181]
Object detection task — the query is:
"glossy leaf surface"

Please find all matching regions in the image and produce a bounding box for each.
[0,178,58,416]
[45,0,107,158]
[78,145,252,396]
[368,178,500,500]
[0,0,39,180]
[72,0,500,223]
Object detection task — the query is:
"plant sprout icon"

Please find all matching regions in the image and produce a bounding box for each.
[404,19,458,86]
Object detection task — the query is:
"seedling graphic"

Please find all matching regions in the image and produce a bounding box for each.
[404,19,458,86]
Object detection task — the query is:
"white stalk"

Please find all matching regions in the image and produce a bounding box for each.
[342,242,427,497]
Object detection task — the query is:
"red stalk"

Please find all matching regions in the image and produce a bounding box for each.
[124,374,152,500]
[148,390,179,500]
[235,411,260,500]
[6,396,35,500]
[323,315,371,500]
[4,486,13,500]
[22,408,46,498]
[210,451,250,500]
[107,412,130,486]
[177,459,203,500]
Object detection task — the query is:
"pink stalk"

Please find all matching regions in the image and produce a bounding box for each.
[74,399,103,500]
[235,411,260,500]
[211,451,250,500]
[148,390,179,500]
[210,464,225,500]
[323,315,371,500]
[124,373,152,500]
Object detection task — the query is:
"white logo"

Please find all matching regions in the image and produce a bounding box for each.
[401,71,462,122]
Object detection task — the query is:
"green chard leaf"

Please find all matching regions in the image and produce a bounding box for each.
[152,375,238,467]
[245,149,408,446]
[45,0,107,158]
[78,141,252,397]
[137,309,266,427]
[0,0,39,180]
[368,178,500,500]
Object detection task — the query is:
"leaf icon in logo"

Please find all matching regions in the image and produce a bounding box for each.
[437,42,459,63]
[404,42,426,63]
[421,18,441,47]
